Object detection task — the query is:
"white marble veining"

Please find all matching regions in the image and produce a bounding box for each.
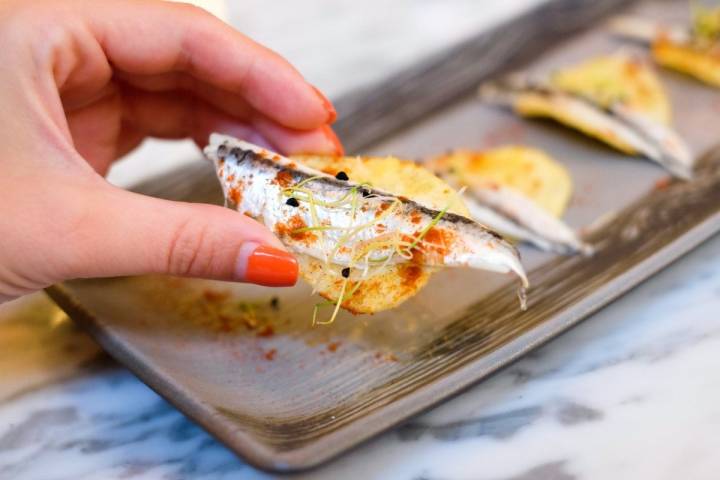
[2,1,720,479]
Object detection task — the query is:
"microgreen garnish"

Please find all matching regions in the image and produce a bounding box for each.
[403,204,450,255]
[279,171,453,325]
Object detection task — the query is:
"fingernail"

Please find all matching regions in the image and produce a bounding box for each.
[312,86,337,124]
[237,243,298,287]
[321,124,345,156]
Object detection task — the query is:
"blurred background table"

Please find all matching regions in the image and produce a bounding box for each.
[1,1,720,479]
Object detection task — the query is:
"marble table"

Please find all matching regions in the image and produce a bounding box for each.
[2,1,719,479]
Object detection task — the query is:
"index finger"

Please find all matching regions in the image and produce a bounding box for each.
[83,0,335,130]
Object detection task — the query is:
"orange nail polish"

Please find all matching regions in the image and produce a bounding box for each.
[312,86,337,124]
[244,245,298,287]
[322,124,345,156]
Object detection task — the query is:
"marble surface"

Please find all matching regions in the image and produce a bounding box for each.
[2,1,720,479]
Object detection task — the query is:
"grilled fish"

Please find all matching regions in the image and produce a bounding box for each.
[204,134,528,286]
[480,56,694,179]
[456,180,589,255]
[610,14,720,88]
[429,148,591,255]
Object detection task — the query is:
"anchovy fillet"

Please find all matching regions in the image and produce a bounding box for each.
[479,76,694,179]
[461,183,592,255]
[204,134,528,286]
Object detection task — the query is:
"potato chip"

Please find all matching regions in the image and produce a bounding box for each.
[652,39,720,87]
[429,146,572,218]
[549,53,671,125]
[514,92,641,155]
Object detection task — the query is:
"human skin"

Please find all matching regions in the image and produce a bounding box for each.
[0,0,344,303]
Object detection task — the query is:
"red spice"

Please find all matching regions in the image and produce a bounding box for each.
[322,166,339,176]
[375,202,390,218]
[257,325,275,337]
[226,174,235,182]
[217,314,233,333]
[228,184,243,205]
[273,169,294,188]
[264,348,277,361]
[327,341,341,352]
[400,234,425,265]
[423,227,442,245]
[203,289,229,302]
[275,215,317,242]
[654,177,672,191]
[410,212,422,224]
[399,264,423,288]
[421,227,453,256]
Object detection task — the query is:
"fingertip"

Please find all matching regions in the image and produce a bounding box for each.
[320,124,344,156]
[311,85,337,124]
[236,242,298,287]
[251,117,345,156]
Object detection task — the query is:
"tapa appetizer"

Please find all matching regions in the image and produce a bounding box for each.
[611,6,720,88]
[204,134,528,322]
[479,53,694,179]
[428,146,591,255]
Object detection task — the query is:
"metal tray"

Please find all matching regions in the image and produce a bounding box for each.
[47,0,720,472]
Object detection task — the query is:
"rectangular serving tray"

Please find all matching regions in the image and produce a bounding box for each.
[47,0,720,472]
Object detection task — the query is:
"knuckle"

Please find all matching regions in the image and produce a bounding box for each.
[165,220,211,277]
[174,2,215,21]
[0,269,36,301]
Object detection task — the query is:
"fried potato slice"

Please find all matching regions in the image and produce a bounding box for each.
[514,91,641,155]
[429,146,572,218]
[549,53,671,124]
[290,155,469,315]
[652,38,720,88]
[512,54,673,156]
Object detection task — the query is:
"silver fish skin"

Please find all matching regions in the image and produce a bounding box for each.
[461,183,592,255]
[479,77,695,179]
[204,134,528,286]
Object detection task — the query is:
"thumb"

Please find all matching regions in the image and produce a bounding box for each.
[63,185,298,286]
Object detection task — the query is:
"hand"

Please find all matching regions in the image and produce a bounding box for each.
[0,0,343,303]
